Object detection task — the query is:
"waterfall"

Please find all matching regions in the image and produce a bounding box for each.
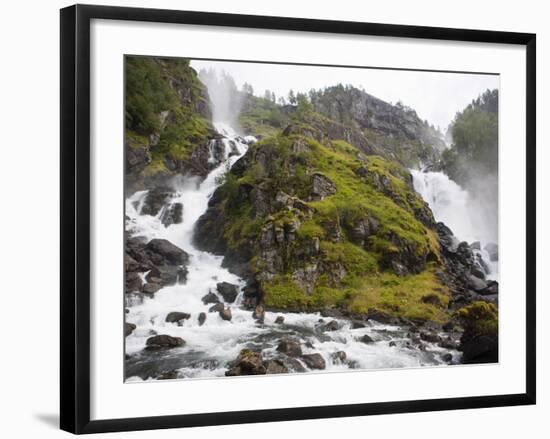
[411,169,498,278]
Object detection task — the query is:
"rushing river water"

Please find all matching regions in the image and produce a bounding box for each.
[124,123,459,381]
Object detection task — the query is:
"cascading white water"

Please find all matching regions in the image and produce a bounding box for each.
[124,124,457,381]
[411,170,498,278]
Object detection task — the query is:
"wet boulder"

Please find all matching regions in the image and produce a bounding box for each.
[219,307,232,321]
[145,334,185,350]
[301,353,326,370]
[216,282,239,303]
[198,312,206,326]
[124,322,136,337]
[142,282,161,295]
[202,291,220,305]
[274,315,285,324]
[264,359,289,374]
[165,312,191,325]
[209,303,225,313]
[145,239,189,266]
[323,320,340,331]
[359,334,375,344]
[330,351,347,364]
[276,338,303,357]
[147,265,188,286]
[226,349,266,376]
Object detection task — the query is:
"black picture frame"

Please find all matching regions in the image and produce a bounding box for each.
[60,4,536,434]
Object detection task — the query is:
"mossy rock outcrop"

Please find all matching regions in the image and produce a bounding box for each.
[195,124,450,322]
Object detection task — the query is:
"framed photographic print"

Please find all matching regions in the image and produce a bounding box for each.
[60,4,536,434]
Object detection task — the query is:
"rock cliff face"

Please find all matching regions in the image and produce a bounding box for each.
[124,57,219,191]
[308,85,446,167]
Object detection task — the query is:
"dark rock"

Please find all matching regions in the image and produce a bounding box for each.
[420,331,442,343]
[209,303,225,313]
[301,353,326,370]
[442,321,457,332]
[347,217,379,248]
[141,187,174,216]
[165,312,191,325]
[276,338,302,357]
[442,353,453,363]
[198,312,206,326]
[274,315,285,324]
[202,291,220,305]
[389,341,396,347]
[125,322,136,337]
[145,334,185,350]
[147,265,187,286]
[359,334,375,344]
[467,275,488,292]
[330,351,347,363]
[320,309,344,318]
[219,307,232,321]
[308,173,336,201]
[279,356,307,373]
[471,241,481,250]
[145,239,189,265]
[470,263,486,280]
[351,320,366,329]
[226,349,266,376]
[323,320,340,331]
[480,280,499,296]
[142,282,161,295]
[367,308,395,324]
[462,335,498,363]
[264,359,289,374]
[160,202,183,227]
[252,304,265,323]
[126,139,151,174]
[216,282,239,303]
[125,271,143,293]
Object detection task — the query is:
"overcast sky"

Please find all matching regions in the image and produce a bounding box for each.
[191,59,499,132]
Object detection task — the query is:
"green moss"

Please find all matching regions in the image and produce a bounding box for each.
[263,265,450,322]
[320,241,378,276]
[456,301,498,337]
[297,220,325,239]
